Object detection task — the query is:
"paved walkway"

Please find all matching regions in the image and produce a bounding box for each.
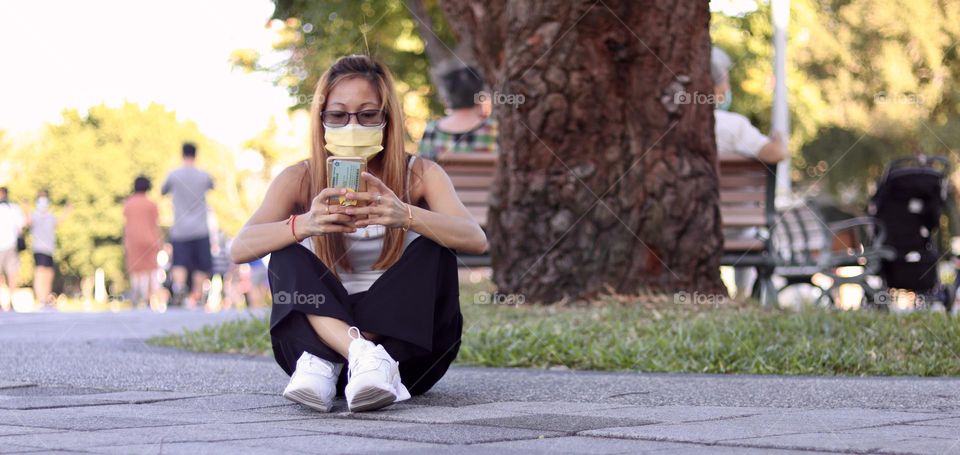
[1,310,958,454]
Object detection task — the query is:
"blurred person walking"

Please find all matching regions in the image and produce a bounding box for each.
[0,187,26,311]
[123,176,163,308]
[161,143,214,308]
[417,66,498,160]
[29,190,69,306]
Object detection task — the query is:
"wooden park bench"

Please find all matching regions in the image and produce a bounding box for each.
[436,152,810,305]
[435,153,497,267]
[714,153,778,304]
[716,154,893,307]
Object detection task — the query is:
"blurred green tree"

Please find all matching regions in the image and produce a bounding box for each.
[231,0,473,149]
[8,102,243,292]
[232,0,459,113]
[712,0,960,205]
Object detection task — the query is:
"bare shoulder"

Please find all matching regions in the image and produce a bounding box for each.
[411,156,452,187]
[414,156,445,180]
[269,160,311,205]
[409,156,449,203]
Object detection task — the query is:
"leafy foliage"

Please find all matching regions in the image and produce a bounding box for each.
[7,103,244,290]
[234,0,455,114]
[713,0,960,205]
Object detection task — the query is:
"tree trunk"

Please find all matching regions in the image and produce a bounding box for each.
[442,0,724,302]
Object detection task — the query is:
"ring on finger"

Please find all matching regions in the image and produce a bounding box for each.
[376,194,382,204]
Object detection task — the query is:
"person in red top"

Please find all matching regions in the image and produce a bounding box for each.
[123,176,163,308]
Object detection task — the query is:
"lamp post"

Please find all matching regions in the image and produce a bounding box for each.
[772,0,791,203]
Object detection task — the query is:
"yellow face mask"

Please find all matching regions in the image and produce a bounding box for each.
[324,124,384,161]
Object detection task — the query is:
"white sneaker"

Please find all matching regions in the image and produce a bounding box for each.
[282,351,343,412]
[344,326,411,412]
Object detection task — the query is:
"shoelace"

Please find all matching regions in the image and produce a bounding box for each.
[347,326,363,341]
[347,326,394,377]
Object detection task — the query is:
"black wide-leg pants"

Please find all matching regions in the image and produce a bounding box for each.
[267,236,462,397]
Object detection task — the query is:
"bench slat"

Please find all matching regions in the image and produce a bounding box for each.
[723,238,766,252]
[468,205,488,225]
[458,190,492,205]
[719,175,767,188]
[436,152,775,257]
[722,214,767,227]
[448,174,495,188]
[436,153,498,165]
[720,192,766,203]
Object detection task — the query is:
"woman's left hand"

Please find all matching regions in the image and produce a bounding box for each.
[343,172,409,229]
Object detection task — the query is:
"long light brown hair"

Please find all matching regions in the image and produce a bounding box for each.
[300,55,409,275]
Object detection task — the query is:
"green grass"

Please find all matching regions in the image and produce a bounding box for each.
[149,281,960,376]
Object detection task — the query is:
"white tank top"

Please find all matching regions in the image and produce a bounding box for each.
[301,155,421,294]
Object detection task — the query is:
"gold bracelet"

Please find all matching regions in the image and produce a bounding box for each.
[402,204,414,232]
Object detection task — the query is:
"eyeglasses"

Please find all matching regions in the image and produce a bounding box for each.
[321,110,386,127]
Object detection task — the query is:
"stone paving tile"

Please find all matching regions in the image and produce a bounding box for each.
[273,416,425,436]
[0,422,316,449]
[0,444,50,454]
[74,390,211,404]
[580,407,950,444]
[250,399,421,417]
[0,398,331,430]
[341,422,562,444]
[478,435,696,454]
[342,403,529,424]
[134,405,333,425]
[0,444,45,455]
[0,424,61,437]
[461,401,628,415]
[237,433,450,454]
[0,386,113,397]
[146,392,287,411]
[0,403,221,430]
[846,424,960,440]
[379,448,528,455]
[874,438,960,455]
[0,395,126,410]
[567,405,779,423]
[641,445,837,454]
[479,436,838,454]
[0,386,176,410]
[0,383,35,391]
[86,440,297,455]
[723,427,960,454]
[251,403,348,418]
[907,416,960,427]
[461,413,655,433]
[8,413,191,432]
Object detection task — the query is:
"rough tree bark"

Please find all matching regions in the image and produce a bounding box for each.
[441,0,724,302]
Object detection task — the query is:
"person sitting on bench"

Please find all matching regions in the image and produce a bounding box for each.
[418,66,498,160]
[712,46,788,299]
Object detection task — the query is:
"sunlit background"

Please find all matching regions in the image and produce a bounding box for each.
[1,0,958,312]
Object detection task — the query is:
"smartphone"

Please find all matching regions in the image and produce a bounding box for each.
[326,156,367,206]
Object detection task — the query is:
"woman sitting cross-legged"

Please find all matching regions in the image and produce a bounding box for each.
[231,55,488,412]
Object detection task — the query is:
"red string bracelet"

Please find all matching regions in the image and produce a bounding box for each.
[287,214,300,243]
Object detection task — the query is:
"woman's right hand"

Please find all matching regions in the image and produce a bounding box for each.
[297,188,356,238]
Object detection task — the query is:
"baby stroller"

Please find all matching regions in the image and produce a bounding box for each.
[870,155,954,311]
